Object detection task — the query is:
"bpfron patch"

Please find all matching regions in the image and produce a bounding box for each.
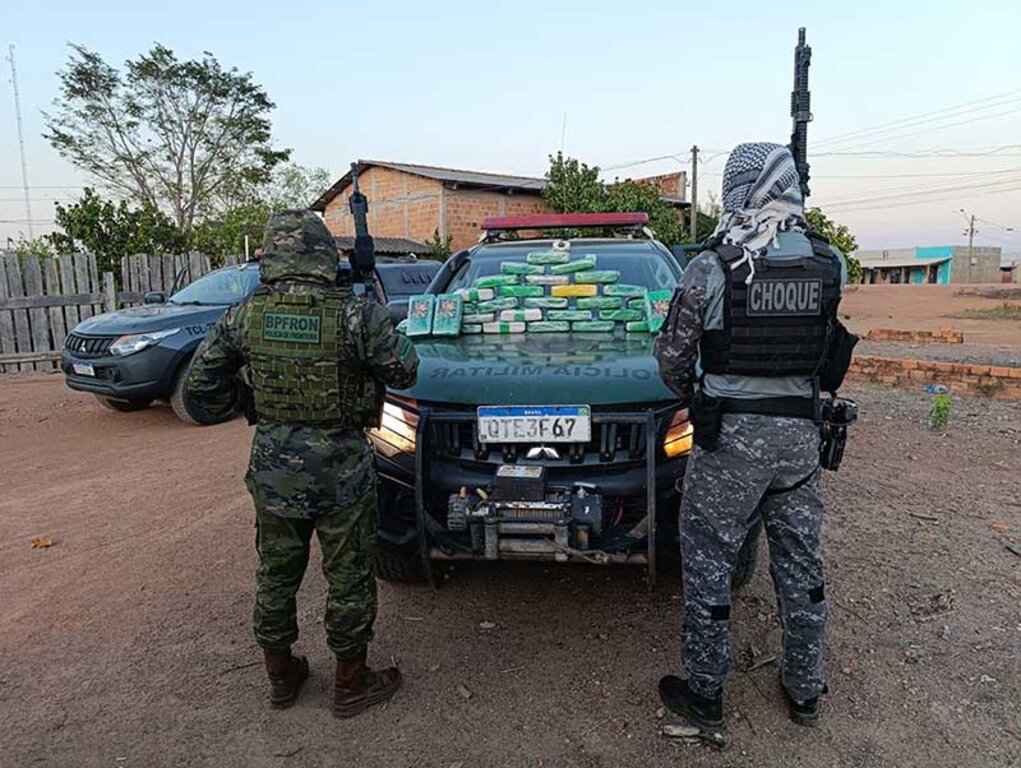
[262,312,322,343]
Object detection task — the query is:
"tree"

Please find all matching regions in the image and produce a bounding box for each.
[806,207,862,284]
[44,44,289,233]
[424,228,453,261]
[48,188,187,275]
[264,163,332,210]
[543,152,685,247]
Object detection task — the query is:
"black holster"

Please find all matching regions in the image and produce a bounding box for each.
[690,389,723,452]
[819,397,858,471]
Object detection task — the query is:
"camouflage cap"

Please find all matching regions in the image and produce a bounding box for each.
[259,209,338,283]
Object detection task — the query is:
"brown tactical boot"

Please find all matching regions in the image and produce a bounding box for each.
[264,649,309,709]
[332,649,402,718]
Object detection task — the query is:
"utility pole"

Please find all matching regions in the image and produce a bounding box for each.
[7,45,34,238]
[958,208,977,280]
[689,145,699,242]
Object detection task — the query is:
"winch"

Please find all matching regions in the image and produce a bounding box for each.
[446,465,604,561]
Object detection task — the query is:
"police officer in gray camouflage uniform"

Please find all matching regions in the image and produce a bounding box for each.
[654,142,847,729]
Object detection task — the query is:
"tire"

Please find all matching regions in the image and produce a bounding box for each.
[170,361,235,426]
[96,395,152,412]
[375,541,426,584]
[731,517,763,590]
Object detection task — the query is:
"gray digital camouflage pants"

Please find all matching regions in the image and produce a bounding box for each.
[680,413,827,703]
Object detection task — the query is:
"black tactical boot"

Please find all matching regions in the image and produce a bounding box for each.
[781,679,828,727]
[264,649,309,709]
[333,648,402,719]
[658,675,724,729]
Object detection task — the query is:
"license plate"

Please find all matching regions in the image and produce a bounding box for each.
[72,362,95,377]
[477,405,591,444]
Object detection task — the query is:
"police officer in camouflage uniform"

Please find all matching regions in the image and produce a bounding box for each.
[654,143,847,729]
[185,210,418,717]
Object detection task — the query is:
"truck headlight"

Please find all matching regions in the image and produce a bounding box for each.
[663,408,693,458]
[109,328,181,356]
[370,398,419,456]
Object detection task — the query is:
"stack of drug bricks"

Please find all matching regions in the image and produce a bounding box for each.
[402,250,673,338]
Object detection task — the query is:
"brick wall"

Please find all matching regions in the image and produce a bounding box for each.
[864,328,964,344]
[321,165,548,252]
[950,246,1002,284]
[848,355,1021,400]
[635,171,687,199]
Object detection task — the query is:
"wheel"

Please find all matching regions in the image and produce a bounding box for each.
[731,516,763,590]
[170,360,235,425]
[375,541,426,584]
[96,395,152,412]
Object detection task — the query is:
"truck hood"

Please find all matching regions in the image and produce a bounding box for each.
[396,333,675,406]
[73,302,230,336]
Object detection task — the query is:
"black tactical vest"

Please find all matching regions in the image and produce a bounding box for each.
[700,234,842,378]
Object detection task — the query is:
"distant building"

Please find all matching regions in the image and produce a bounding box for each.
[1001,253,1020,284]
[312,160,689,253]
[854,245,1002,285]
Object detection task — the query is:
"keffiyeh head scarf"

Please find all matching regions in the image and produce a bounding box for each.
[712,142,807,283]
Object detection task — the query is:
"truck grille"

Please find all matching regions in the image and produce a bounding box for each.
[64,333,117,359]
[428,407,666,466]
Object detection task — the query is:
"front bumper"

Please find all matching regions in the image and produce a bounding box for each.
[60,344,188,402]
[371,404,688,588]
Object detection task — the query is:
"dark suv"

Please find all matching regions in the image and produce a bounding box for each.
[369,218,761,588]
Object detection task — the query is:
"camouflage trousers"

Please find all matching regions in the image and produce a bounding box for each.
[253,490,378,660]
[680,413,827,703]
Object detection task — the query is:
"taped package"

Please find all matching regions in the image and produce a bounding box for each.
[432,293,464,336]
[550,284,598,298]
[406,295,435,337]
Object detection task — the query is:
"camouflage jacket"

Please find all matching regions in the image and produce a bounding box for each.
[186,285,419,518]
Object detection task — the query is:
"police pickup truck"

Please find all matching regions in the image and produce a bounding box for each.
[61,254,413,423]
[369,213,762,588]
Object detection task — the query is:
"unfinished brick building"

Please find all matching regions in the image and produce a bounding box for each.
[312,160,688,254]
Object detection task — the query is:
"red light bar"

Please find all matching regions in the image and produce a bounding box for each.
[481,212,650,231]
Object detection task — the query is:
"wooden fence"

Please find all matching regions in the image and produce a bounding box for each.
[0,252,239,373]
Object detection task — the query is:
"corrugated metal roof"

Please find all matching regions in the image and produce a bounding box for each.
[859,256,951,269]
[312,160,545,211]
[333,235,429,255]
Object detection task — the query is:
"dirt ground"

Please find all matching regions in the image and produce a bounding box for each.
[841,284,1021,346]
[1,375,1019,768]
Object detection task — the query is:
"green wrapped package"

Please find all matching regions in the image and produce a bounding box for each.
[604,284,648,297]
[546,309,593,322]
[525,274,569,286]
[476,274,520,289]
[526,250,571,265]
[524,297,569,309]
[527,321,570,333]
[483,321,526,334]
[599,309,644,322]
[550,257,597,275]
[462,324,483,334]
[627,298,647,311]
[462,302,478,315]
[498,285,545,298]
[477,297,519,312]
[454,287,495,302]
[571,320,615,333]
[499,308,543,322]
[576,296,622,310]
[501,262,544,276]
[574,270,621,284]
[462,312,496,324]
[625,321,650,333]
[396,319,409,334]
[406,295,435,337]
[432,293,464,336]
[645,289,674,333]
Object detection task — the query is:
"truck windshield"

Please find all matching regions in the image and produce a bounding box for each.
[446,242,681,293]
[169,266,262,306]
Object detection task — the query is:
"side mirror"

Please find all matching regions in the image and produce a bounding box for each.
[143,291,166,305]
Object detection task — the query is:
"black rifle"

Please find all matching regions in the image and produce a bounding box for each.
[347,162,378,300]
[789,27,813,198]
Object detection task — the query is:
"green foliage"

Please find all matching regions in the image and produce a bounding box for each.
[424,228,454,261]
[188,203,271,267]
[48,188,187,275]
[8,236,56,259]
[543,152,685,247]
[806,207,862,284]
[44,43,289,232]
[929,393,952,430]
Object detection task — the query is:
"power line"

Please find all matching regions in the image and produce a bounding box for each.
[822,174,1021,210]
[827,106,1021,151]
[815,89,1021,147]
[811,144,1021,158]
[820,182,1021,214]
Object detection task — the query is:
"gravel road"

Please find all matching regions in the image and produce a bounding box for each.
[0,375,1018,768]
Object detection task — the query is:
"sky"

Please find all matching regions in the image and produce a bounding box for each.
[2,0,1020,252]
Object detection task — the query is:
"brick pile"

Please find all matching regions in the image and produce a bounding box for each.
[863,328,964,344]
[848,356,1021,400]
